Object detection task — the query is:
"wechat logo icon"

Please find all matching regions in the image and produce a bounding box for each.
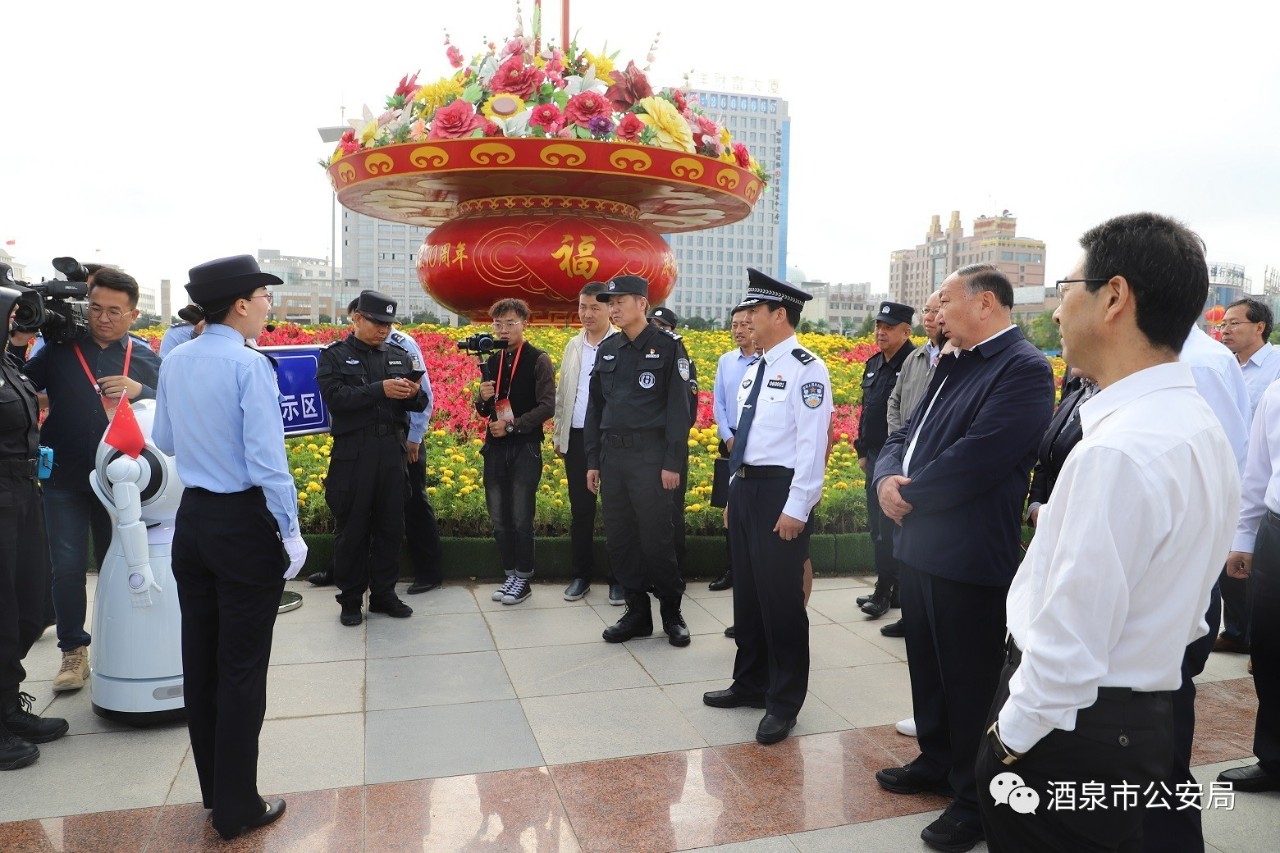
[990,771,1040,815]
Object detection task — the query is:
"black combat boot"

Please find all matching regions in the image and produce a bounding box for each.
[602,592,654,643]
[659,595,691,647]
[0,720,39,771]
[1,690,69,744]
[860,579,894,619]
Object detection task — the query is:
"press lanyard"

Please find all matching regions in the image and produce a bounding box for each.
[495,343,523,400]
[74,337,133,407]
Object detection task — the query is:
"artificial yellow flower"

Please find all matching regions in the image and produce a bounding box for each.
[582,50,614,78]
[636,96,695,153]
[481,93,525,121]
[358,120,379,145]
[414,76,465,117]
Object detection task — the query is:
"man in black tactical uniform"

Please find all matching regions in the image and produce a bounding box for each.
[316,290,427,627]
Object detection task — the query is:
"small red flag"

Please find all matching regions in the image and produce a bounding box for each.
[104,395,146,459]
[4,239,14,246]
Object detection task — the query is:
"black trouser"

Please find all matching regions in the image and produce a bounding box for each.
[978,643,1175,852]
[1219,568,1249,644]
[672,465,688,575]
[900,564,1007,827]
[404,443,443,586]
[598,432,682,599]
[1250,511,1280,775]
[862,447,897,593]
[172,487,286,839]
[327,434,409,607]
[727,471,810,719]
[1141,584,1220,852]
[0,475,50,693]
[563,428,603,581]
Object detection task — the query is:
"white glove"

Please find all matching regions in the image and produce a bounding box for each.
[283,535,309,580]
[128,564,161,608]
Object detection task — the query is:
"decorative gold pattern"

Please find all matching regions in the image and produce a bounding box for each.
[366,153,395,175]
[609,149,652,173]
[745,179,761,202]
[409,146,450,168]
[715,169,740,190]
[457,196,640,220]
[670,158,705,180]
[470,143,517,165]
[337,162,357,184]
[539,144,588,167]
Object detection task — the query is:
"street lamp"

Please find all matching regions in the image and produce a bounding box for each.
[317,125,347,324]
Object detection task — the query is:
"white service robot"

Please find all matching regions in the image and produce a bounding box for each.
[88,398,186,723]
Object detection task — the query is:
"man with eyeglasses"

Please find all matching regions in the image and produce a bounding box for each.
[21,267,161,692]
[317,290,427,626]
[475,298,556,606]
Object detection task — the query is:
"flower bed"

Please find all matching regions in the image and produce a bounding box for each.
[135,323,1064,536]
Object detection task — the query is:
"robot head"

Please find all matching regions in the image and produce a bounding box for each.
[93,399,184,523]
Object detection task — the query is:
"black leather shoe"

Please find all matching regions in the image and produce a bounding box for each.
[1,691,68,744]
[307,570,333,587]
[708,570,733,591]
[856,592,874,606]
[339,604,363,626]
[880,619,905,638]
[1218,763,1280,792]
[920,814,983,852]
[724,625,736,638]
[369,597,413,618]
[861,592,891,619]
[406,580,440,595]
[702,689,765,709]
[755,714,797,745]
[217,798,286,841]
[876,764,953,796]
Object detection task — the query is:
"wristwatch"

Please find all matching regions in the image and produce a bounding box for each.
[505,422,516,434]
[987,721,1023,766]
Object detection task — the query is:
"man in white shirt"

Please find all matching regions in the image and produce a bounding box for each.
[978,213,1240,851]
[552,283,621,604]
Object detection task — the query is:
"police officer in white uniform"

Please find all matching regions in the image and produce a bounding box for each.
[702,269,833,745]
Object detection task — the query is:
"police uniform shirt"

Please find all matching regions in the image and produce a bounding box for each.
[585,322,691,472]
[854,340,914,456]
[152,323,301,538]
[316,335,426,437]
[736,334,833,520]
[386,326,433,443]
[0,351,39,461]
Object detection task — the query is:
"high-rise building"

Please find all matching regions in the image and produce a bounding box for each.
[1206,261,1250,312]
[257,250,345,324]
[801,281,888,334]
[339,212,455,325]
[664,83,789,326]
[888,211,1053,322]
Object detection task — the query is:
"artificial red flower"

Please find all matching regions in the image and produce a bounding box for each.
[428,99,486,139]
[694,114,719,139]
[604,61,653,112]
[564,90,611,127]
[490,56,545,100]
[394,72,420,99]
[529,103,564,131]
[667,88,688,113]
[338,129,360,155]
[615,112,645,142]
[482,119,504,137]
[732,142,751,168]
[446,45,464,68]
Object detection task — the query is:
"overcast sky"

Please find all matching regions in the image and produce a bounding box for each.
[4,0,1278,304]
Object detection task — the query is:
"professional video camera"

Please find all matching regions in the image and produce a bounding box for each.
[1,257,92,345]
[457,331,498,380]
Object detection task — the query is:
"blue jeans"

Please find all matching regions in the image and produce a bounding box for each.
[43,484,112,651]
[482,439,542,579]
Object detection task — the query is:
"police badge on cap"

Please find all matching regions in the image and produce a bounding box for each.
[355,290,397,325]
[876,301,914,326]
[597,275,649,301]
[735,268,812,310]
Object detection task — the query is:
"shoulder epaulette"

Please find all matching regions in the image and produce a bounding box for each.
[323,340,343,349]
[792,348,816,365]
[661,328,682,342]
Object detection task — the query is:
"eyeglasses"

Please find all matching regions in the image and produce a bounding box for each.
[1055,278,1110,294]
[1215,320,1257,331]
[88,305,132,321]
[922,307,938,316]
[246,293,274,305]
[491,320,524,330]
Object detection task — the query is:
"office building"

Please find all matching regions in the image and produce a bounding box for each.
[339,213,454,325]
[1206,261,1250,313]
[801,281,889,334]
[257,249,345,324]
[664,80,789,326]
[888,211,1052,322]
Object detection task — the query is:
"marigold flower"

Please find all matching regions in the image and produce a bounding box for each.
[637,96,695,153]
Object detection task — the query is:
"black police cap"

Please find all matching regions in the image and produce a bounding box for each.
[875,301,915,326]
[355,290,397,325]
[596,275,649,301]
[735,268,811,310]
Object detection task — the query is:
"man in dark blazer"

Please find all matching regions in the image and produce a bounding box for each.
[872,263,1055,853]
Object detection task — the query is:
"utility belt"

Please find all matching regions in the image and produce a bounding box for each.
[604,429,663,448]
[0,457,39,480]
[1006,637,1172,703]
[735,464,794,480]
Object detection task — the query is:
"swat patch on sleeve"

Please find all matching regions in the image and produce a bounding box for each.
[792,348,816,365]
[801,382,826,408]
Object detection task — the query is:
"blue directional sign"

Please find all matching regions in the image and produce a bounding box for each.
[262,345,330,436]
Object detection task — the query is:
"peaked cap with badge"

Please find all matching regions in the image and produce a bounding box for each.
[875,300,914,326]
[647,306,679,329]
[186,254,282,315]
[736,268,812,310]
[355,290,397,325]
[596,275,649,301]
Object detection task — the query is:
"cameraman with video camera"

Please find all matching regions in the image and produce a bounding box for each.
[21,264,161,693]
[472,298,555,606]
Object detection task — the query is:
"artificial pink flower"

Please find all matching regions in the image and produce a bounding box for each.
[490,56,545,100]
[529,103,564,131]
[732,142,751,168]
[694,114,719,139]
[502,37,524,59]
[668,88,688,113]
[605,61,653,112]
[446,45,464,68]
[564,90,611,127]
[615,112,645,142]
[427,99,486,139]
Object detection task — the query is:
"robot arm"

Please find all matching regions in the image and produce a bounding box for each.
[105,456,162,608]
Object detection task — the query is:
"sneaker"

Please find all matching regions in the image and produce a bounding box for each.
[608,583,626,606]
[563,578,590,601]
[895,717,917,737]
[502,578,532,605]
[52,647,89,693]
[492,576,516,601]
